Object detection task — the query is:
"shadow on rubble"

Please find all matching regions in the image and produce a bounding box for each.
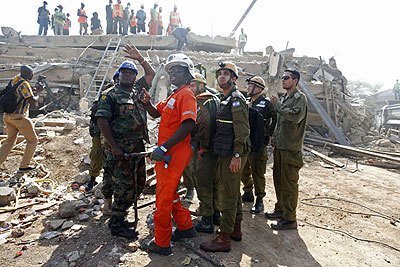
[38,206,135,267]
[236,203,321,267]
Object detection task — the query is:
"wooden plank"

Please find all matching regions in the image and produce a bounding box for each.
[304,145,344,168]
[304,137,400,164]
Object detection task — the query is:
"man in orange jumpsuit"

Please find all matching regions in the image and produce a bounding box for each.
[141,54,197,255]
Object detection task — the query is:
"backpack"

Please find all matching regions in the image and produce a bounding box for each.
[0,79,25,113]
[248,107,265,152]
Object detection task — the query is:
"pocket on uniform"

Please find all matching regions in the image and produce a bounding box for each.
[283,150,303,168]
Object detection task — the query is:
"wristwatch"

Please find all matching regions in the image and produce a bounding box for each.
[233,153,240,158]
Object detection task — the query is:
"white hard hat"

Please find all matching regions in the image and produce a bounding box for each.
[165,53,195,78]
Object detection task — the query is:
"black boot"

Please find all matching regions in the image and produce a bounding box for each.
[108,216,136,229]
[250,198,264,214]
[195,216,214,234]
[171,227,197,242]
[85,176,97,192]
[242,191,254,202]
[146,240,172,256]
[110,216,139,239]
[213,210,221,226]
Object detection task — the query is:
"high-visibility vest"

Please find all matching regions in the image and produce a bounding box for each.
[130,15,137,27]
[113,4,124,19]
[170,12,180,25]
[78,8,87,23]
[64,19,71,30]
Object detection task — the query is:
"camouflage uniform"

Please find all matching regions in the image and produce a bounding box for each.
[192,89,220,217]
[241,95,277,198]
[95,77,150,219]
[272,88,307,221]
[213,87,250,233]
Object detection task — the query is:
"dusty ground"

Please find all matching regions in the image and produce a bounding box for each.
[0,126,399,267]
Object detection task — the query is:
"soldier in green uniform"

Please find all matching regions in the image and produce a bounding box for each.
[266,69,307,230]
[182,74,220,202]
[241,76,277,214]
[96,45,155,238]
[187,74,221,233]
[200,62,250,253]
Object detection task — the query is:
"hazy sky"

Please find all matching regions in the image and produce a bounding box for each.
[0,0,399,90]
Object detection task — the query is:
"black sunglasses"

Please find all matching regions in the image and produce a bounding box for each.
[281,75,291,80]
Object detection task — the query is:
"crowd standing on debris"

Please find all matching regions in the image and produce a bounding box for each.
[37,1,184,37]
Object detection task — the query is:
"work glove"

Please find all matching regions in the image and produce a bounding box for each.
[151,144,167,162]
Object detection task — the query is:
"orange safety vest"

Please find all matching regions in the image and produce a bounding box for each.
[170,11,179,25]
[64,19,71,30]
[130,15,137,27]
[113,3,124,19]
[78,8,87,23]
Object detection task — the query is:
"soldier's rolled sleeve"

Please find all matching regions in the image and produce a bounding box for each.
[232,98,250,155]
[273,97,307,124]
[95,94,113,121]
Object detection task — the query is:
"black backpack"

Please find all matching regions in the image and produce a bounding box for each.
[248,107,265,152]
[0,79,25,113]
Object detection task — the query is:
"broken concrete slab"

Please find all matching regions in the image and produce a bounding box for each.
[0,186,15,206]
[59,201,78,218]
[50,219,66,230]
[61,220,74,231]
[78,214,89,222]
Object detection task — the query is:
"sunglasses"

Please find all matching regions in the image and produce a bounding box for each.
[281,76,291,80]
[168,67,185,74]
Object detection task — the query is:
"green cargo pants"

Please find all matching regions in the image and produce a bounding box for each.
[89,136,102,178]
[216,153,248,233]
[182,155,195,190]
[193,151,218,216]
[272,148,303,221]
[240,144,268,198]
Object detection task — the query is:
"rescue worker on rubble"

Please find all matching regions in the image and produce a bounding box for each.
[37,1,50,36]
[78,3,89,35]
[169,5,181,33]
[241,76,277,214]
[136,4,147,33]
[0,66,43,171]
[149,3,159,35]
[112,0,124,34]
[200,61,250,253]
[129,9,137,34]
[63,13,71,36]
[90,12,103,35]
[106,0,114,34]
[157,6,163,35]
[54,5,66,36]
[122,2,131,36]
[187,73,221,234]
[96,45,155,238]
[140,54,197,255]
[172,26,190,51]
[266,69,307,230]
